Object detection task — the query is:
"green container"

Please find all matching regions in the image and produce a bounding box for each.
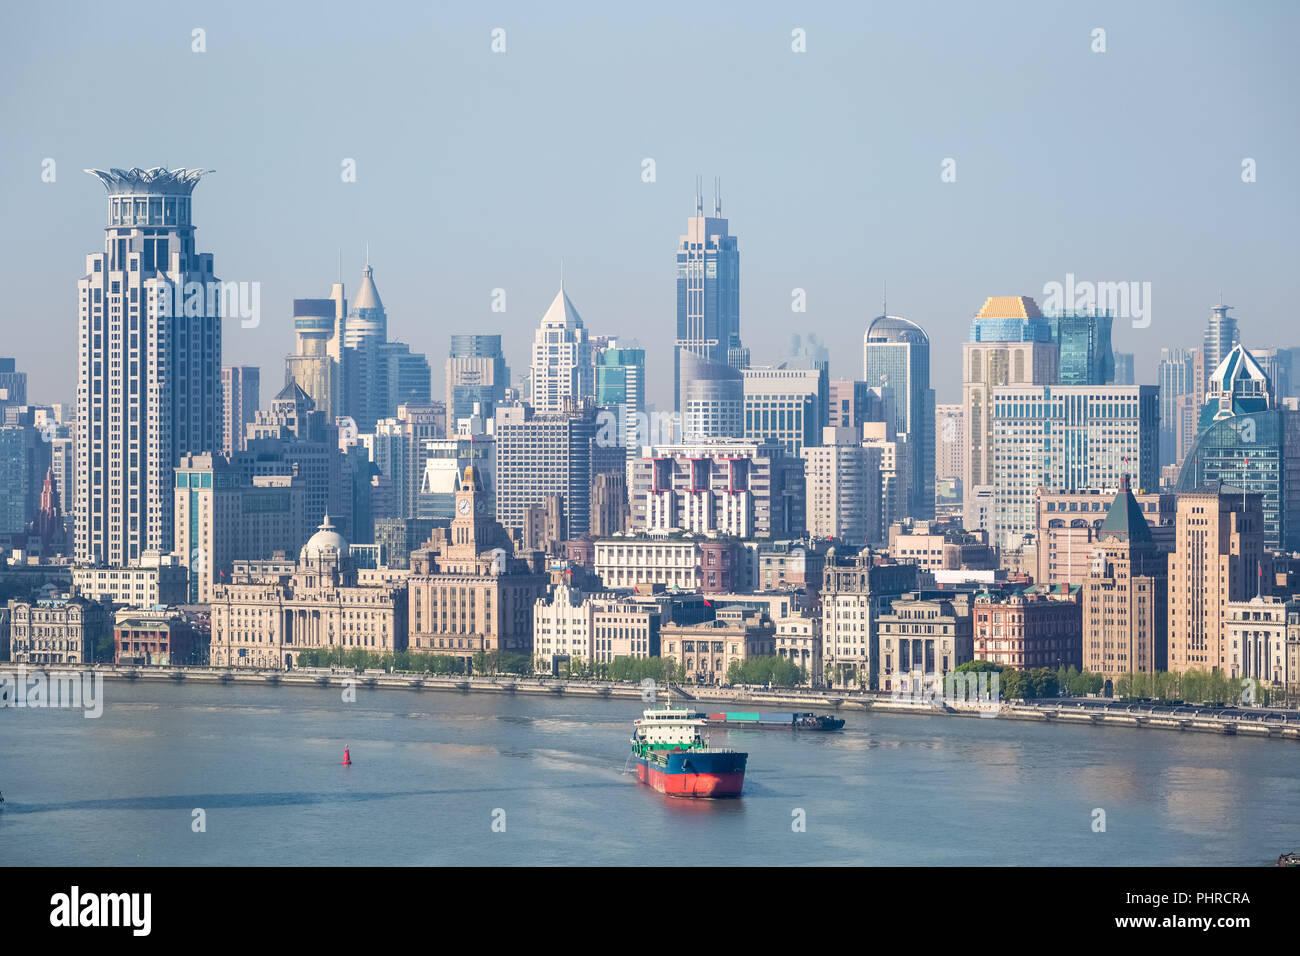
[726,712,760,721]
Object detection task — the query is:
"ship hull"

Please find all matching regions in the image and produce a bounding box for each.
[634,750,747,798]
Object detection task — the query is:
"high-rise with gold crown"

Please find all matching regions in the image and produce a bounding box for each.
[961,296,1059,532]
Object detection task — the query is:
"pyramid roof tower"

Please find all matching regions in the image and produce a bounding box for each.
[1097,475,1153,543]
[539,286,584,330]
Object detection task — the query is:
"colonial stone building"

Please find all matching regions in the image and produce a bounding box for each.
[407,467,547,666]
[532,583,661,674]
[973,587,1082,670]
[876,592,974,695]
[660,607,775,684]
[775,613,822,686]
[8,595,114,664]
[1223,596,1299,690]
[209,515,408,669]
[820,547,919,688]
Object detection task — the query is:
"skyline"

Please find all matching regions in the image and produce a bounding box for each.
[1,1,1297,411]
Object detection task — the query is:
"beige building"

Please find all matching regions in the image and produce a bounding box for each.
[591,471,629,538]
[660,607,775,684]
[888,518,996,572]
[532,584,660,673]
[1223,596,1298,689]
[8,595,113,664]
[803,426,881,545]
[820,548,919,687]
[861,421,907,545]
[71,551,189,608]
[1167,484,1265,674]
[962,296,1060,532]
[876,592,974,695]
[1081,479,1168,678]
[775,613,822,685]
[1035,487,1175,588]
[408,467,547,665]
[935,403,964,484]
[210,515,408,669]
[593,537,701,591]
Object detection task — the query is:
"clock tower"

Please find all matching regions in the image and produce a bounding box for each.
[451,466,493,551]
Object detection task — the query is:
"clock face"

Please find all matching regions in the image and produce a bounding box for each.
[458,498,471,515]
[475,498,485,514]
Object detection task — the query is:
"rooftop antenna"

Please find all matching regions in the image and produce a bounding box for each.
[883,280,888,318]
[365,243,370,270]
[338,248,343,284]
[560,257,565,293]
[695,174,703,216]
[714,176,721,216]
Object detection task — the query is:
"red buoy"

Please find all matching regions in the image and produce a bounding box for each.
[341,746,352,766]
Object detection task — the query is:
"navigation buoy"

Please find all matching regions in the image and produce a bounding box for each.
[341,746,352,766]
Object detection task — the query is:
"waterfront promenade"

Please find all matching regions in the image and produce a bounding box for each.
[12,662,1300,742]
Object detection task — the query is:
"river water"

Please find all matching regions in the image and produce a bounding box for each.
[2,680,1295,866]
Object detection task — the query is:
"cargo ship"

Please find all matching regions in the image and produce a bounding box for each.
[703,711,845,731]
[631,700,747,798]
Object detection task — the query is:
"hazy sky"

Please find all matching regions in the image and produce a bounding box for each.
[2,0,1296,411]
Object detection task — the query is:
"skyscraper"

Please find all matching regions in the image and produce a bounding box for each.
[989,384,1159,550]
[675,182,740,414]
[78,167,222,565]
[741,366,827,457]
[803,426,882,544]
[221,365,260,458]
[1167,483,1265,674]
[284,259,428,434]
[1175,344,1298,550]
[679,350,744,441]
[1156,347,1194,468]
[961,296,1059,532]
[1048,312,1115,385]
[446,334,508,424]
[528,286,593,413]
[1202,303,1240,386]
[1112,352,1135,386]
[494,403,619,536]
[863,314,935,520]
[286,296,342,420]
[594,343,645,449]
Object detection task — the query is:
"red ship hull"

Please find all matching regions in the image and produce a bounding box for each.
[635,756,746,798]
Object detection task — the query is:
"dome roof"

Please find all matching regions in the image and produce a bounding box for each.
[299,514,349,564]
[865,314,929,344]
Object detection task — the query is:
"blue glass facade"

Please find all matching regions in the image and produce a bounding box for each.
[1175,408,1298,551]
[1048,313,1115,385]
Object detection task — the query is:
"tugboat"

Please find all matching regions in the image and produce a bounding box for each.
[631,697,747,798]
[702,711,845,731]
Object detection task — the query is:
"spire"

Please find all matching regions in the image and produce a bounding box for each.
[353,257,383,312]
[695,174,703,216]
